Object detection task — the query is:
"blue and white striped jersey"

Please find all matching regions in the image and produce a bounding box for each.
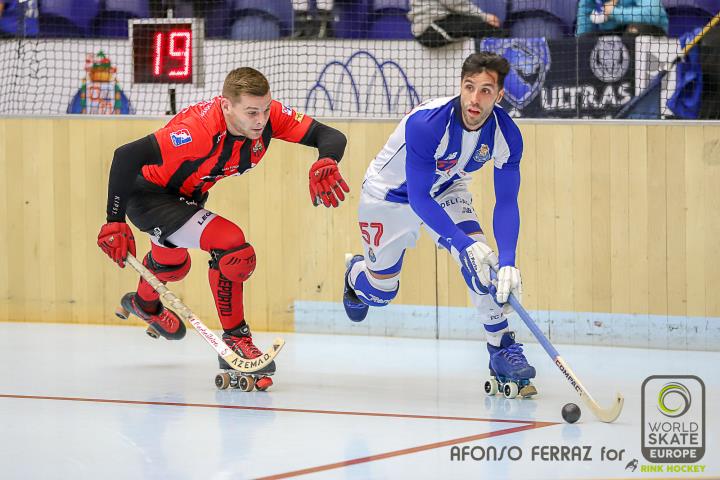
[362,96,524,266]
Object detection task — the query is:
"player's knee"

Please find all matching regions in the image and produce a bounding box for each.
[209,243,256,282]
[144,251,191,282]
[353,270,399,307]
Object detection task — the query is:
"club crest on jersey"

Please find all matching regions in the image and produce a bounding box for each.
[252,140,264,155]
[368,248,376,263]
[473,144,491,164]
[170,129,192,147]
[437,151,459,171]
[281,104,293,116]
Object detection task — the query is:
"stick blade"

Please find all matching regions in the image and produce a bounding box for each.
[587,392,624,423]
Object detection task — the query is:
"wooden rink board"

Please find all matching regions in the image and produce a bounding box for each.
[0,117,719,331]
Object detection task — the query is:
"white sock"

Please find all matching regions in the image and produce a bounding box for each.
[486,327,509,347]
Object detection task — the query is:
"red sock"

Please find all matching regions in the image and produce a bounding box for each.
[200,217,248,331]
[136,243,189,312]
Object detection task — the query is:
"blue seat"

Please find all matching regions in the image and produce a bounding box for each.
[369,0,412,39]
[508,0,577,38]
[202,1,233,38]
[663,0,719,36]
[0,0,39,37]
[93,0,150,38]
[230,0,293,39]
[471,0,508,24]
[39,0,99,37]
[333,0,372,38]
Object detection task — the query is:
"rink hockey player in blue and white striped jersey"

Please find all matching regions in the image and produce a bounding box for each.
[343,51,537,398]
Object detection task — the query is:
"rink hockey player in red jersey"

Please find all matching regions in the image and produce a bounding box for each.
[97,67,349,390]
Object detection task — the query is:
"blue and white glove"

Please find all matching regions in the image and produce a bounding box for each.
[458,241,499,296]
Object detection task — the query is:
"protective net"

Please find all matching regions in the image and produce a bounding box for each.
[0,0,718,119]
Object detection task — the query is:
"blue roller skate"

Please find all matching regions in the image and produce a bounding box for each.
[343,254,369,322]
[484,332,537,399]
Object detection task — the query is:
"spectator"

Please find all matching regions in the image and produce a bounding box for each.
[409,0,507,48]
[0,0,38,37]
[576,0,668,37]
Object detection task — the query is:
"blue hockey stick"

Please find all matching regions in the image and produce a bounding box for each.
[489,270,624,423]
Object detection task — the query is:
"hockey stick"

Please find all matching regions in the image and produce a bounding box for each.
[489,270,623,423]
[124,254,284,374]
[615,12,720,119]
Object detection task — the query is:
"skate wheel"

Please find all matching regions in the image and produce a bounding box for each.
[115,306,130,320]
[238,375,255,392]
[503,382,519,399]
[255,377,273,391]
[215,373,231,390]
[145,326,160,339]
[484,378,499,396]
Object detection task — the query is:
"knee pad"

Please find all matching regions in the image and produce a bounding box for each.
[143,251,191,282]
[209,243,256,282]
[353,271,399,307]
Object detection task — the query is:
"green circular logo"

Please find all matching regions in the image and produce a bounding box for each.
[657,382,691,418]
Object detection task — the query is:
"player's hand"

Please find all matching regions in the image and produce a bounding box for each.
[496,265,522,315]
[458,241,499,295]
[482,13,501,28]
[308,157,350,208]
[97,222,136,268]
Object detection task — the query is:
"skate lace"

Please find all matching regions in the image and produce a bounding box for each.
[231,336,262,359]
[503,343,527,366]
[157,309,179,330]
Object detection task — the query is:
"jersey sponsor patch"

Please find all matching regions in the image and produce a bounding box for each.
[294,111,305,123]
[436,157,458,171]
[281,104,293,116]
[170,129,193,147]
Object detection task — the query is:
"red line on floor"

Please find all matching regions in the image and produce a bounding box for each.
[0,393,548,425]
[256,422,557,480]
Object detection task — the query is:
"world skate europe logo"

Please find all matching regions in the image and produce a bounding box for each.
[641,375,705,464]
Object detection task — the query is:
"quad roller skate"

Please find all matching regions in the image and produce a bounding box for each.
[214,323,275,392]
[115,292,186,340]
[484,332,537,399]
[343,254,369,322]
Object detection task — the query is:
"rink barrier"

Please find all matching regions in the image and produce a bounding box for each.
[0,117,719,344]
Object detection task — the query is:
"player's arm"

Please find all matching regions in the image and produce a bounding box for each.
[268,100,349,207]
[98,135,160,267]
[492,114,524,303]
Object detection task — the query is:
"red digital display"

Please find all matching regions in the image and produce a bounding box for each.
[132,23,194,84]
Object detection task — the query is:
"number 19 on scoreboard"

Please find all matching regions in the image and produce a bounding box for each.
[130,18,204,85]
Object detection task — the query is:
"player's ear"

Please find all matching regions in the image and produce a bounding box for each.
[220,96,231,113]
[496,89,504,104]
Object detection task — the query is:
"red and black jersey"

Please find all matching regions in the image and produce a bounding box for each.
[145,96,314,197]
[105,95,346,222]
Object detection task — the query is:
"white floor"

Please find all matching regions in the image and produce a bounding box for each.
[0,322,717,480]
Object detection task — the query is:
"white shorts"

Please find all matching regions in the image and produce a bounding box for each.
[358,181,483,274]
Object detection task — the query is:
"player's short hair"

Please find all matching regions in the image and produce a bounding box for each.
[461,52,510,89]
[222,67,270,102]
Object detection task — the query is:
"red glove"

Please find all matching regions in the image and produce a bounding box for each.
[308,158,350,208]
[97,222,136,268]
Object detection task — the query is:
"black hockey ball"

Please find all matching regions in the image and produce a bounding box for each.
[562,403,581,423]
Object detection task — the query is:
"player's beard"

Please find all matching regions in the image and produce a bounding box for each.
[461,104,490,130]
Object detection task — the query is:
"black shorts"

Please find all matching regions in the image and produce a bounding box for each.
[126,176,209,247]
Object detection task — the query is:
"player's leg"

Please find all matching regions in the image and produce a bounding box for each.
[343,193,421,321]
[428,183,536,396]
[199,215,274,384]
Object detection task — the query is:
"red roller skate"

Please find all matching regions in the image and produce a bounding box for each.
[115,292,187,340]
[214,323,275,392]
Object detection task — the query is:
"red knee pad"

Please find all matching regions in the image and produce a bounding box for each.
[143,251,191,282]
[209,243,256,282]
